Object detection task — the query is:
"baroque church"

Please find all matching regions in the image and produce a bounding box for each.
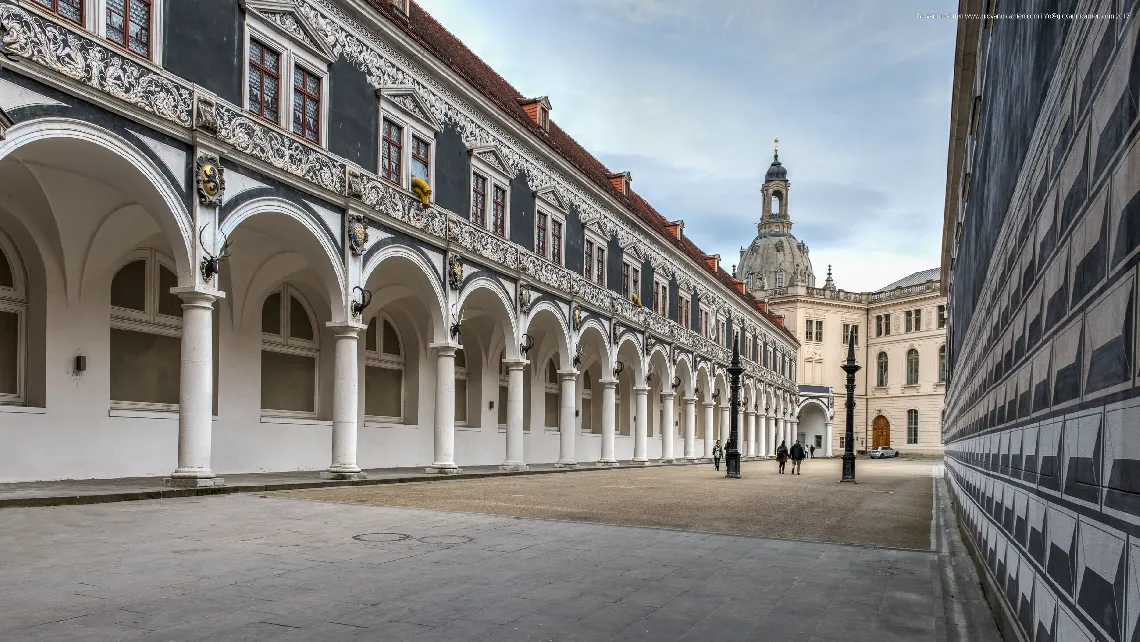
[735,145,947,456]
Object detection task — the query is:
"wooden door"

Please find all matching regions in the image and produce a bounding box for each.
[872,415,891,448]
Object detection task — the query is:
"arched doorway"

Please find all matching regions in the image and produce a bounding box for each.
[872,415,891,448]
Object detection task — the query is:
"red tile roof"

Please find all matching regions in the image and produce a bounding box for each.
[364,0,798,346]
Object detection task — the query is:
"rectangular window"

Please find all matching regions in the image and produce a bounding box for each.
[875,315,882,337]
[658,282,668,316]
[905,311,913,333]
[584,240,594,281]
[551,220,563,265]
[884,313,891,335]
[36,0,82,24]
[907,409,919,444]
[410,136,430,184]
[805,319,813,342]
[938,305,946,329]
[842,324,859,346]
[622,263,630,297]
[381,119,402,184]
[471,173,487,227]
[248,40,280,122]
[292,67,321,143]
[492,185,506,237]
[106,0,151,57]
[596,247,605,285]
[535,210,548,258]
[913,309,922,331]
[700,311,709,338]
[814,320,823,343]
[679,294,690,329]
[631,267,639,298]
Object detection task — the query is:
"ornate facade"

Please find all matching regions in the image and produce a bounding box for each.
[0,0,798,483]
[942,2,1140,641]
[737,151,947,455]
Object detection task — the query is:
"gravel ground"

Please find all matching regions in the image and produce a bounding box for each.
[277,457,937,550]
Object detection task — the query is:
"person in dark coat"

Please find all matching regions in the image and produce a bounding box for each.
[790,440,806,474]
[776,440,789,474]
[809,444,816,459]
[712,439,723,471]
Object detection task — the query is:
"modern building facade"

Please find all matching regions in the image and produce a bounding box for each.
[942,1,1139,641]
[0,0,800,484]
[736,152,947,456]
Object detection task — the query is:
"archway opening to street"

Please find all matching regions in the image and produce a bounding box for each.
[798,402,828,457]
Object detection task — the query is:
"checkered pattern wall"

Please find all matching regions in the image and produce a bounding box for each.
[944,3,1140,641]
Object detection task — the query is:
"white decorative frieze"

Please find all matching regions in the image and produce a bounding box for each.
[446,214,519,269]
[0,3,194,127]
[518,253,576,296]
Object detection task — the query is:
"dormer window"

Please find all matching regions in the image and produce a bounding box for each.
[518,96,552,132]
[608,172,632,196]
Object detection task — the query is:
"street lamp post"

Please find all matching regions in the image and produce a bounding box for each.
[840,334,861,482]
[726,334,743,478]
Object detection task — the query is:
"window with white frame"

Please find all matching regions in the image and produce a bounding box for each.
[678,292,691,329]
[652,278,668,317]
[906,348,920,385]
[455,348,468,425]
[0,233,27,405]
[717,317,726,346]
[260,285,319,417]
[32,0,83,24]
[582,232,606,286]
[533,193,566,265]
[938,305,947,329]
[28,0,165,63]
[109,249,184,410]
[746,335,754,361]
[244,13,329,146]
[699,309,709,338]
[621,260,639,301]
[379,90,438,193]
[776,269,785,288]
[938,345,947,383]
[842,323,859,346]
[544,361,559,430]
[364,313,404,421]
[907,409,919,444]
[469,148,510,238]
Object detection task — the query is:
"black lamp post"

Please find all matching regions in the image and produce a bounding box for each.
[726,334,743,478]
[840,334,861,482]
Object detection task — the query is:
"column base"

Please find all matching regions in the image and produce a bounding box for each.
[682,457,697,464]
[659,457,676,464]
[164,476,224,488]
[554,461,580,469]
[597,460,620,468]
[320,471,368,480]
[425,465,462,475]
[695,458,711,464]
[629,458,649,466]
[499,463,529,472]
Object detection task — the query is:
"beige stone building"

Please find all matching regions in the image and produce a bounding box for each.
[736,151,946,455]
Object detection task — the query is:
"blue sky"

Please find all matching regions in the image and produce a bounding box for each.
[416,0,959,292]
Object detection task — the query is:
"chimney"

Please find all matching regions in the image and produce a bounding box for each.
[703,253,720,272]
[517,96,551,132]
[664,220,684,240]
[607,171,631,196]
[734,281,745,294]
[774,314,785,327]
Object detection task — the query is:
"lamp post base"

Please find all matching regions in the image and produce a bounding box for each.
[725,451,741,478]
[840,453,857,482]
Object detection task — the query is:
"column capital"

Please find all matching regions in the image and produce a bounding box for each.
[557,369,579,381]
[171,285,225,305]
[633,386,650,394]
[682,396,696,404]
[600,378,618,389]
[505,359,529,371]
[660,391,676,399]
[326,320,367,337]
[429,341,461,355]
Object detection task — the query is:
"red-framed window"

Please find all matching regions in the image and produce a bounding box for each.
[106,0,151,57]
[381,119,402,184]
[292,67,321,143]
[471,173,487,227]
[535,210,548,258]
[248,40,280,122]
[33,0,82,24]
[551,220,562,265]
[595,247,605,286]
[584,240,594,281]
[411,136,430,183]
[491,185,506,237]
[622,263,629,297]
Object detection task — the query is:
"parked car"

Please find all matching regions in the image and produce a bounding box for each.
[869,446,899,459]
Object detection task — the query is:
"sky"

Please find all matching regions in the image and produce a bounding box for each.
[416,0,960,292]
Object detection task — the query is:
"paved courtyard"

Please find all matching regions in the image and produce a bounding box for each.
[0,459,998,642]
[278,457,937,550]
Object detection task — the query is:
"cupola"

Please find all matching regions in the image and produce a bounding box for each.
[607,171,631,196]
[518,96,552,132]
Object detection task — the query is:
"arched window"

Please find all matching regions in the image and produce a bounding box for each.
[454,347,468,425]
[260,285,318,416]
[906,348,920,385]
[0,234,27,405]
[109,249,184,410]
[776,270,785,288]
[876,352,888,387]
[544,360,559,429]
[907,409,919,444]
[498,350,508,426]
[938,345,947,383]
[364,313,404,421]
[581,371,594,434]
[775,241,784,253]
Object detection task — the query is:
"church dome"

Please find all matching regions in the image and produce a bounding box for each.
[738,232,814,294]
[765,153,787,182]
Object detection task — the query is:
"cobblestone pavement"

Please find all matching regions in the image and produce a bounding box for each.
[278,457,937,550]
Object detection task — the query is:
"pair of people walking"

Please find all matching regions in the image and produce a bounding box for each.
[775,439,806,474]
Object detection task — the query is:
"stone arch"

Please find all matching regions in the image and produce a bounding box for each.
[457,277,520,361]
[575,318,611,376]
[522,300,570,368]
[362,244,447,345]
[695,363,712,403]
[797,396,830,421]
[613,334,646,382]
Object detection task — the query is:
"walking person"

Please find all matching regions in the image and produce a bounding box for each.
[712,439,723,471]
[809,444,816,459]
[790,440,806,475]
[776,440,789,474]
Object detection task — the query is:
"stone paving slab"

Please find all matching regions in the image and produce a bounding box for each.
[0,478,999,642]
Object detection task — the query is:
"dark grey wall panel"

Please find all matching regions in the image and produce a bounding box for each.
[164,0,243,105]
[435,123,469,217]
[327,59,377,174]
[607,237,622,293]
[564,205,584,274]
[668,277,678,320]
[510,172,534,249]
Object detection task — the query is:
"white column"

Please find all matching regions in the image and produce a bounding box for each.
[599,378,619,466]
[758,414,768,457]
[502,359,527,471]
[556,370,579,468]
[776,416,784,448]
[683,396,696,461]
[703,402,715,459]
[323,323,366,479]
[825,421,834,457]
[660,392,676,463]
[746,411,756,458]
[736,406,745,452]
[166,290,222,487]
[719,404,730,444]
[426,343,460,474]
[632,386,649,464]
